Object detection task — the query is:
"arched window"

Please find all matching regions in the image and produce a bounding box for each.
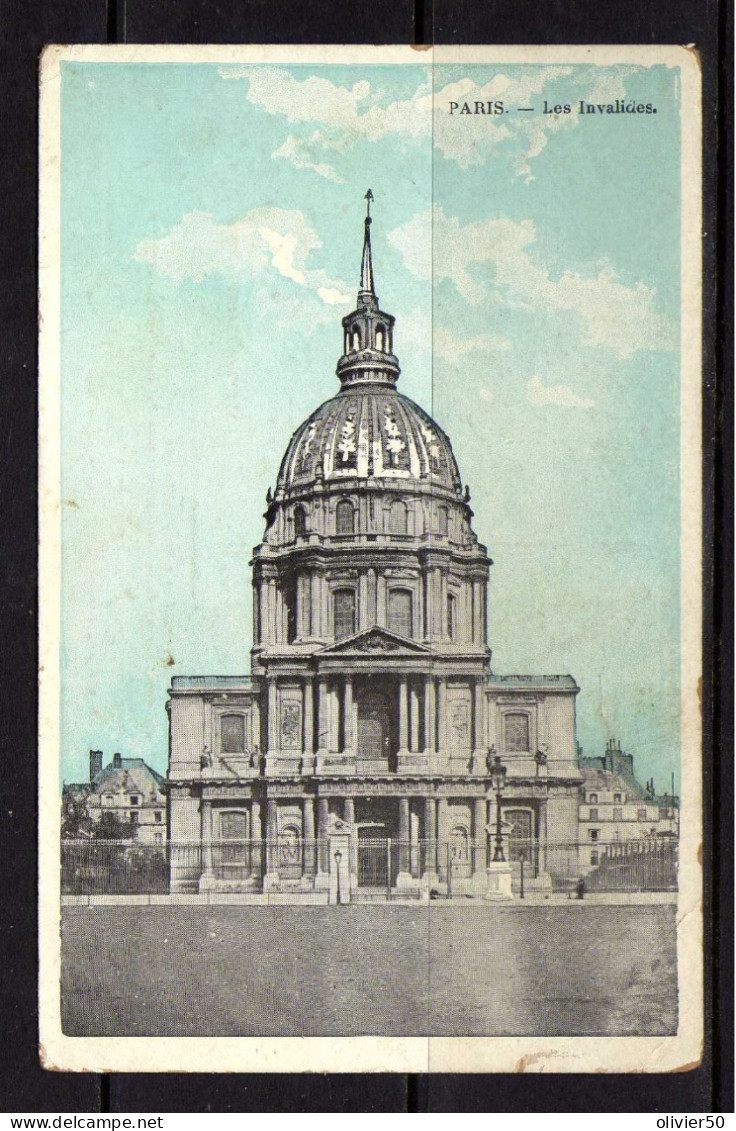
[293,505,307,538]
[333,588,356,640]
[221,714,245,754]
[438,505,449,536]
[447,593,456,640]
[389,498,408,535]
[504,713,530,753]
[335,499,355,535]
[375,324,385,351]
[388,588,413,638]
[351,325,361,351]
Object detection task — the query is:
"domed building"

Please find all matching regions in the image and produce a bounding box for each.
[167,197,582,896]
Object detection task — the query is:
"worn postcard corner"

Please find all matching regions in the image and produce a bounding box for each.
[39,43,703,1075]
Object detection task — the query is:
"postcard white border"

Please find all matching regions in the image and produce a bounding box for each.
[39,42,703,1074]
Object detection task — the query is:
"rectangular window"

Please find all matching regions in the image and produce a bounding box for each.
[637,808,647,821]
[613,793,622,803]
[613,807,623,821]
[130,811,138,823]
[504,713,530,753]
[334,588,356,640]
[154,811,162,823]
[130,795,140,806]
[659,807,670,819]
[221,713,245,754]
[590,850,599,866]
[388,588,413,638]
[589,808,599,820]
[589,829,599,841]
[154,833,163,845]
[589,793,598,804]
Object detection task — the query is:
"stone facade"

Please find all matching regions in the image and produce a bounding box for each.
[167,201,582,895]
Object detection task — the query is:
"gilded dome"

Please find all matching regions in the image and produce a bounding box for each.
[277,386,462,498]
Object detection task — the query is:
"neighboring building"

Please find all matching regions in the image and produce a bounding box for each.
[64,750,167,844]
[578,738,679,874]
[167,198,583,895]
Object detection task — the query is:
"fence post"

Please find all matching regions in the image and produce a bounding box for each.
[386,838,392,901]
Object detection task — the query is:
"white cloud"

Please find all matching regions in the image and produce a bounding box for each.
[219,64,639,181]
[271,135,346,183]
[527,374,595,409]
[133,207,351,305]
[389,205,676,358]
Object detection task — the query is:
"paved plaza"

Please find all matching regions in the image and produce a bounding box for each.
[61,903,677,1038]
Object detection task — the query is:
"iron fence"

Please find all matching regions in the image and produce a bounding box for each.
[61,836,678,896]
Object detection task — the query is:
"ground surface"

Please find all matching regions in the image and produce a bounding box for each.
[61,903,677,1037]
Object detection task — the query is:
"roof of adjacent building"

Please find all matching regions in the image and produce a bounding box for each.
[92,758,166,792]
[487,674,579,691]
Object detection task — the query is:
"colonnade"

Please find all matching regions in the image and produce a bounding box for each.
[253,569,487,648]
[266,672,488,756]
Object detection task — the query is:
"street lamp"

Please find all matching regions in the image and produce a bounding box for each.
[489,754,507,862]
[334,848,342,904]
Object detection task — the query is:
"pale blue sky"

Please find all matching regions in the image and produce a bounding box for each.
[59,59,682,791]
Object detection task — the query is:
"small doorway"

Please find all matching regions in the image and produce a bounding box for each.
[449,825,472,879]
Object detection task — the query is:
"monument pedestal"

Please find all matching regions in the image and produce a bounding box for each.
[484,862,513,901]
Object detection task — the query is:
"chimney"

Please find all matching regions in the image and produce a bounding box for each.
[112,752,122,769]
[89,749,103,781]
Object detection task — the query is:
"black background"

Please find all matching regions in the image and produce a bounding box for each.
[1,0,731,1113]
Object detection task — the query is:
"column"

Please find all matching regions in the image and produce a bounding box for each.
[474,797,487,875]
[267,579,277,643]
[296,574,307,638]
[358,573,369,630]
[424,677,436,754]
[317,797,330,872]
[367,568,377,625]
[440,572,448,637]
[437,677,447,755]
[252,585,260,644]
[201,800,213,877]
[266,798,278,875]
[424,796,437,874]
[376,574,387,626]
[474,678,487,753]
[303,676,314,755]
[251,799,262,879]
[317,678,329,752]
[473,580,483,645]
[311,572,322,637]
[424,568,434,640]
[260,580,269,642]
[399,678,409,751]
[302,796,315,876]
[329,685,340,751]
[437,797,449,881]
[267,678,278,752]
[409,681,420,753]
[538,800,547,876]
[344,798,357,880]
[398,797,410,874]
[343,676,354,751]
[251,699,261,754]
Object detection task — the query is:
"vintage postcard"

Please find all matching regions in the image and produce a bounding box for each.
[39,44,703,1073]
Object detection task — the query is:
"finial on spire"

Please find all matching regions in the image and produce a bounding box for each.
[359,190,375,299]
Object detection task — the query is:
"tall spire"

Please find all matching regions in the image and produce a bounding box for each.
[336,189,399,389]
[359,189,376,303]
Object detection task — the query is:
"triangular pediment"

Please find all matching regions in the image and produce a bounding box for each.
[319,626,429,655]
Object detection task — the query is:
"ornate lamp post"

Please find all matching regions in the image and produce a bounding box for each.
[489,754,507,862]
